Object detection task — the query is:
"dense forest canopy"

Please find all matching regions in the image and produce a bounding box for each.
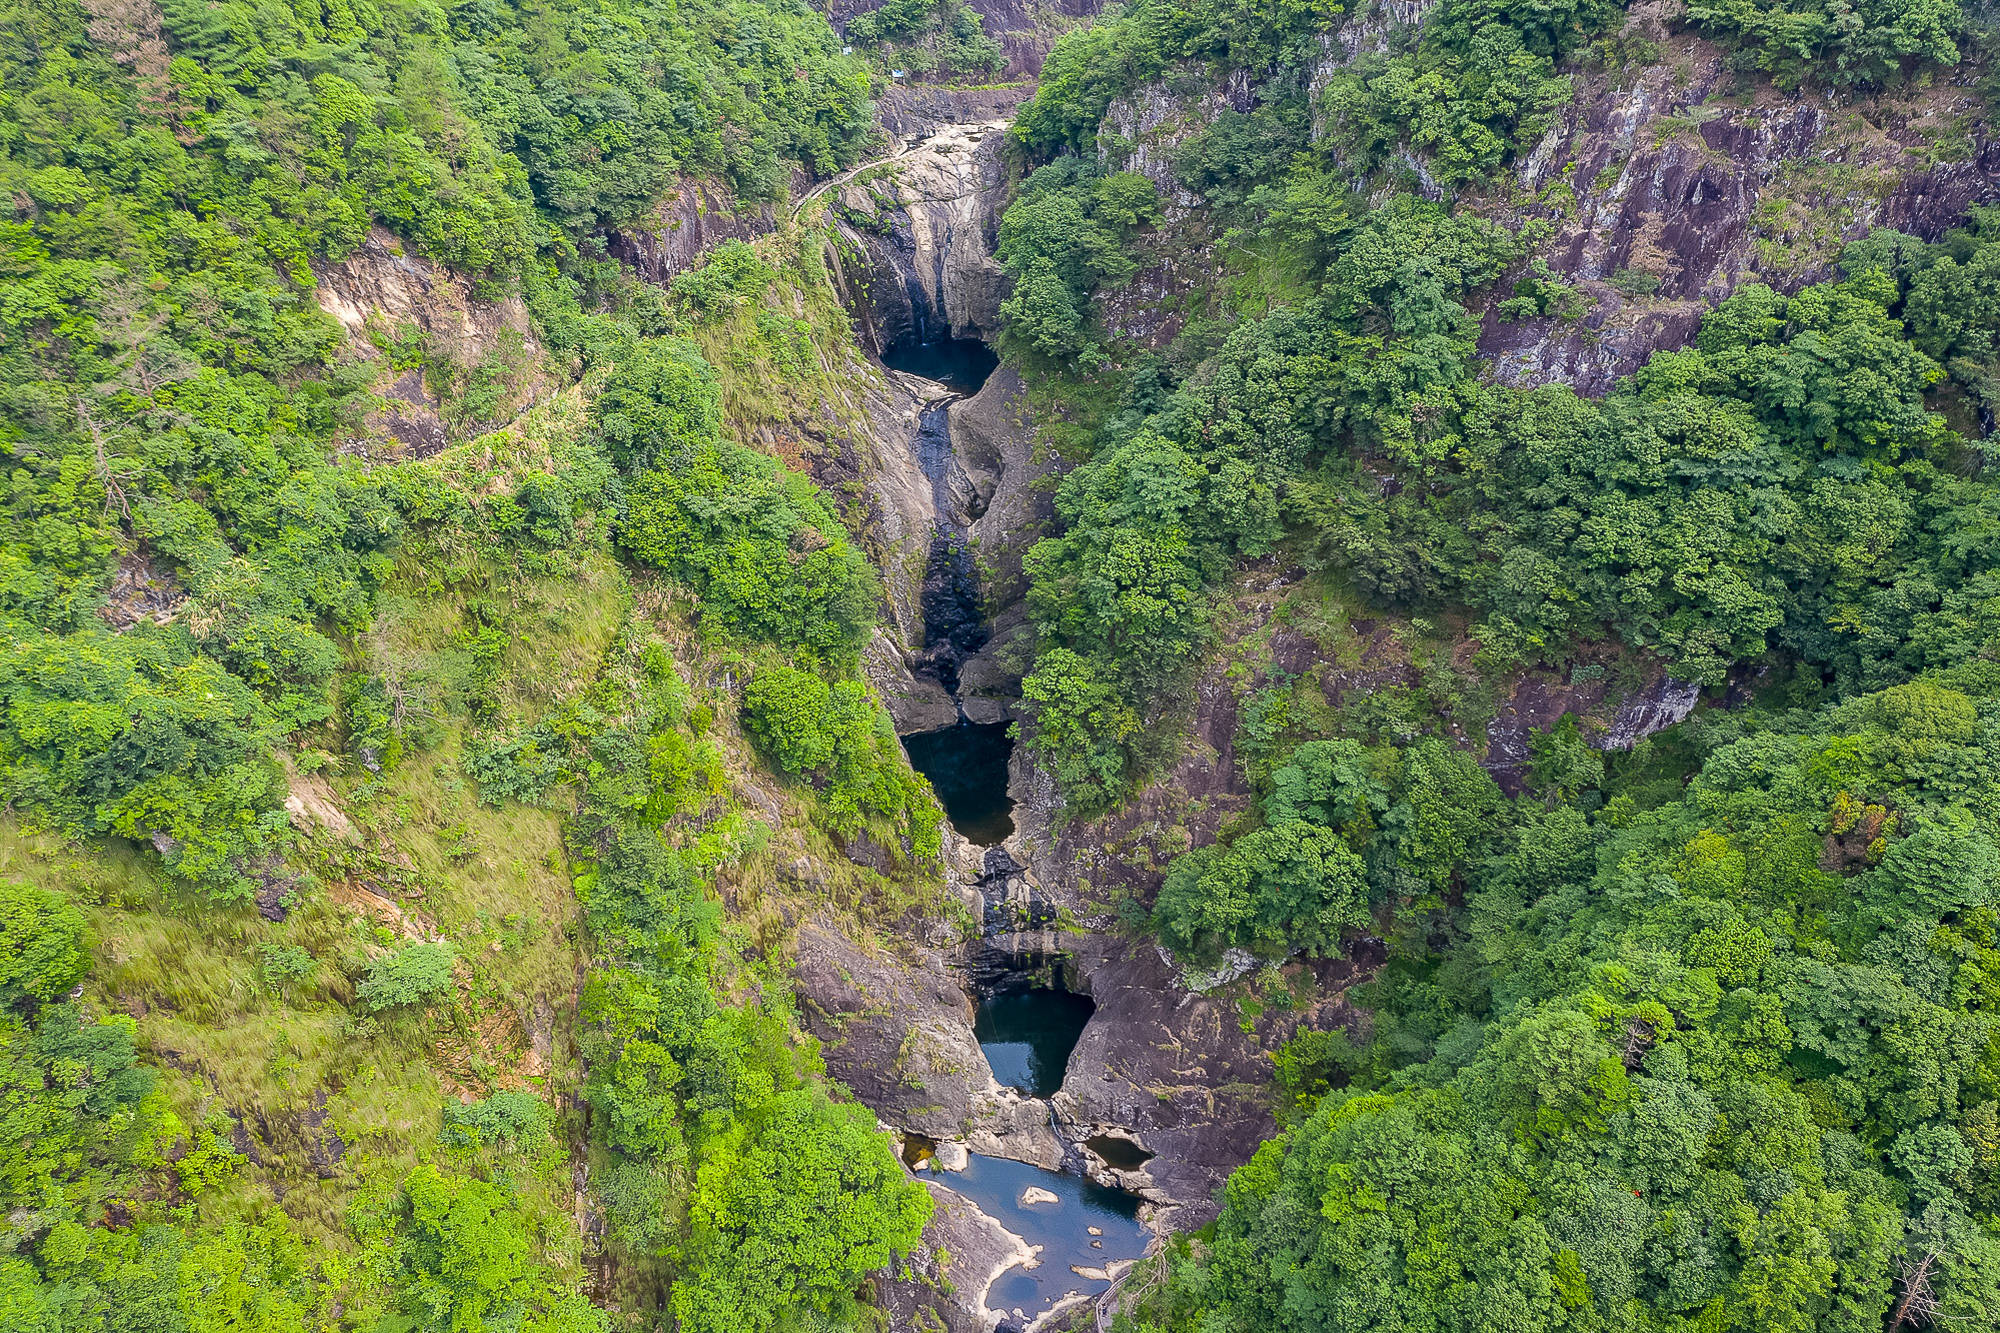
[5,0,2000,1323]
[986,0,2000,1326]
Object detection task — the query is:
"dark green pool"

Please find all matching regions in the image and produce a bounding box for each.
[902,721,1015,845]
[974,987,1094,1098]
[881,336,998,394]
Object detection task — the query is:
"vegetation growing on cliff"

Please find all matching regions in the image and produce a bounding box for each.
[0,0,936,1323]
[995,0,2000,1329]
[1002,0,1998,813]
[845,0,1008,81]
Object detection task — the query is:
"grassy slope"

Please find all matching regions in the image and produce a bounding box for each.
[0,222,961,1300]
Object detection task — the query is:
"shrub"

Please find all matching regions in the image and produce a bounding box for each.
[620,443,878,662]
[441,1092,552,1149]
[0,881,88,1008]
[591,338,724,470]
[741,667,942,853]
[741,667,838,774]
[355,943,458,1012]
[257,944,318,990]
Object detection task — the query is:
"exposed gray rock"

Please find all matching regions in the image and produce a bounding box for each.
[828,122,1044,721]
[877,83,1035,139]
[874,1179,1036,1333]
[604,179,779,285]
[1600,676,1703,750]
[312,226,548,455]
[867,629,963,733]
[834,119,1014,351]
[793,919,991,1140]
[1472,5,2000,393]
[830,0,1103,80]
[955,367,1046,722]
[790,917,1066,1168]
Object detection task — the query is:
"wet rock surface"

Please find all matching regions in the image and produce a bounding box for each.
[953,367,1047,724]
[832,120,1042,729]
[791,917,1064,1163]
[834,119,1013,351]
[874,1180,1035,1333]
[877,82,1036,138]
[791,918,989,1140]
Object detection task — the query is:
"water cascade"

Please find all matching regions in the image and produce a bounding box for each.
[887,334,1018,845]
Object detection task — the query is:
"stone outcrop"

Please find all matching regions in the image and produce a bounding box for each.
[833,119,1014,352]
[874,1180,1036,1333]
[826,117,1045,727]
[1473,1,2000,393]
[953,367,1047,725]
[877,82,1036,139]
[791,917,1064,1165]
[1050,937,1365,1229]
[313,226,547,456]
[604,179,781,286]
[829,0,1103,80]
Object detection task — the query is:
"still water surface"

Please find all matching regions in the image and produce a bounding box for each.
[882,336,998,393]
[940,1152,1149,1326]
[974,987,1093,1097]
[903,721,1016,844]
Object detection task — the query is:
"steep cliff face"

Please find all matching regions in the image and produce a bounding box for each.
[829,0,1104,79]
[603,178,786,285]
[818,113,1054,732]
[313,226,550,456]
[833,119,1016,352]
[1091,0,2000,386]
[792,916,1062,1161]
[1471,2,2000,392]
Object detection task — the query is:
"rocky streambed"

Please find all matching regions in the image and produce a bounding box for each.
[790,105,1368,1332]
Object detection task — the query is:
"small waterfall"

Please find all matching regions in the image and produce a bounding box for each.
[912,399,988,700]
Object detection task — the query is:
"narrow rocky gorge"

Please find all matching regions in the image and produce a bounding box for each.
[783,105,1373,1333]
[793,10,2000,1318]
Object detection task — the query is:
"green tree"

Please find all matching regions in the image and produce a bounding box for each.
[619,443,878,662]
[0,882,87,1007]
[673,1087,931,1333]
[591,339,724,470]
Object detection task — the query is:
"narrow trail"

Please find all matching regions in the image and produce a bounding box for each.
[791,115,1015,220]
[791,132,927,219]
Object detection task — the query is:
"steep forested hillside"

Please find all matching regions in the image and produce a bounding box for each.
[0,0,940,1328]
[977,0,2000,1327]
[7,0,2000,1327]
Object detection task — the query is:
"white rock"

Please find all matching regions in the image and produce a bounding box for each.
[1087,1226,1102,1236]
[934,1140,969,1171]
[1019,1186,1059,1206]
[1071,1264,1111,1281]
